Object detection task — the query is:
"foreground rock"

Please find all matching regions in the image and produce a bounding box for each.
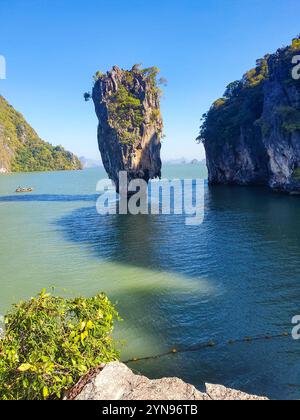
[67,362,268,401]
[91,65,163,193]
[200,36,300,193]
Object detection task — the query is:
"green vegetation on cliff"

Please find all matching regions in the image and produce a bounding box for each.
[0,290,120,400]
[86,65,165,145]
[110,66,163,145]
[198,36,300,146]
[107,85,144,145]
[0,96,82,173]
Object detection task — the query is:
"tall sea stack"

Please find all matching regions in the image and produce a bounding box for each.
[199,36,300,193]
[91,65,164,193]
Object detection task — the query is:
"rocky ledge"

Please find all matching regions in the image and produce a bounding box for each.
[91,65,164,193]
[66,362,268,401]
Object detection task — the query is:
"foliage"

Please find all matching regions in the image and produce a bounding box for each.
[224,81,243,99]
[0,96,82,172]
[243,58,269,87]
[124,71,135,86]
[151,109,161,123]
[84,92,92,102]
[276,106,300,133]
[131,65,164,93]
[292,168,300,181]
[93,71,104,83]
[0,290,120,400]
[213,98,227,108]
[198,36,300,146]
[197,80,264,144]
[291,35,300,50]
[108,85,144,145]
[131,63,142,72]
[140,66,160,81]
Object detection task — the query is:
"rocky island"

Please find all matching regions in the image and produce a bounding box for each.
[88,65,164,193]
[0,95,82,173]
[199,36,300,193]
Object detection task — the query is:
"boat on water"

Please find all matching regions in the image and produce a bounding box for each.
[15,187,33,193]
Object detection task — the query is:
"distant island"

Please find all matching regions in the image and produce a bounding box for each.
[0,95,82,173]
[79,156,103,169]
[198,36,300,193]
[164,158,206,165]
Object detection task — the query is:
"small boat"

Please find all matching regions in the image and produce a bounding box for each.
[15,187,33,193]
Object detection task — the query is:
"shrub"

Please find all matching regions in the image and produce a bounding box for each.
[93,71,104,83]
[292,168,300,181]
[224,81,243,99]
[150,109,161,123]
[291,36,300,50]
[243,58,269,87]
[0,290,120,400]
[213,98,227,108]
[84,92,92,102]
[107,85,144,144]
[276,106,300,133]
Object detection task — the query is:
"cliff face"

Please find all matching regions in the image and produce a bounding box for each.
[0,96,82,173]
[92,66,163,192]
[200,37,300,193]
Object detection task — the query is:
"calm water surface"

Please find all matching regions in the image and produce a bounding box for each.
[1,164,300,400]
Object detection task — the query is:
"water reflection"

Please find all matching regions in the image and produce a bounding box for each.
[53,184,300,399]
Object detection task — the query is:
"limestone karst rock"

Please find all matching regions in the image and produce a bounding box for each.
[199,36,300,193]
[91,65,164,193]
[66,362,269,401]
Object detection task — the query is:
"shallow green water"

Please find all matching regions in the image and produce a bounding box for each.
[1,164,300,400]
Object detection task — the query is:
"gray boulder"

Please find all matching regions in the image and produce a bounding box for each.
[67,362,268,401]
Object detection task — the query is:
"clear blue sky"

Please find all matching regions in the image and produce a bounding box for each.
[0,0,299,161]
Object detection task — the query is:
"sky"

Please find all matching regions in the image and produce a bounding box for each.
[0,0,299,161]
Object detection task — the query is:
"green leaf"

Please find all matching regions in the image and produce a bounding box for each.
[18,363,33,372]
[43,387,49,399]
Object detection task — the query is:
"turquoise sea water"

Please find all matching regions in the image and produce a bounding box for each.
[1,164,300,400]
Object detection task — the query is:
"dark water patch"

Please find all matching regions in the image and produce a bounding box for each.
[0,194,98,202]
[53,184,300,399]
